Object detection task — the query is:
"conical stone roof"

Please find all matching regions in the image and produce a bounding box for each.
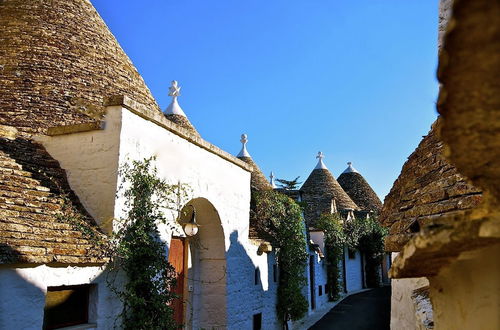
[337,162,383,212]
[379,121,482,251]
[0,0,160,135]
[236,134,272,191]
[301,152,359,225]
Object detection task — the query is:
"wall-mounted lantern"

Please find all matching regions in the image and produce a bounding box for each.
[183,205,199,237]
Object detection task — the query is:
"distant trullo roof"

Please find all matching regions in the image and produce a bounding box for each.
[0,0,161,135]
[163,80,200,136]
[236,134,272,191]
[337,162,383,212]
[301,152,359,225]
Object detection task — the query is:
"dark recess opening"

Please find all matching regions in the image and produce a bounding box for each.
[43,284,92,329]
[253,313,262,330]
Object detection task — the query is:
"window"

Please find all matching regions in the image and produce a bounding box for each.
[43,284,92,329]
[253,313,262,330]
[273,264,278,283]
[254,268,260,285]
[319,285,323,296]
[348,248,356,259]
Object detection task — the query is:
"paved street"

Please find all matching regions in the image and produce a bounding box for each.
[309,286,391,330]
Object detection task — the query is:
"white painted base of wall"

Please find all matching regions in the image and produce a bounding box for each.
[0,265,122,330]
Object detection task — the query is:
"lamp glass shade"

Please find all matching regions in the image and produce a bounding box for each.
[183,222,199,236]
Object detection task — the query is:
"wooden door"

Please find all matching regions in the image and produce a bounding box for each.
[168,237,187,326]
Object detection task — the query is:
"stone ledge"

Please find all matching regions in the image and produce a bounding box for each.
[47,122,105,136]
[105,95,252,172]
[389,210,500,279]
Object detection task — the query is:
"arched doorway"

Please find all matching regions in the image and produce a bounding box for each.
[178,198,227,329]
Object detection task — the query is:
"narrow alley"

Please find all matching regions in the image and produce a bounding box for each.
[310,287,391,330]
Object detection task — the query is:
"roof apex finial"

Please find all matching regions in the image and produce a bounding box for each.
[315,151,328,170]
[237,133,251,158]
[270,171,277,188]
[342,161,359,174]
[164,80,187,117]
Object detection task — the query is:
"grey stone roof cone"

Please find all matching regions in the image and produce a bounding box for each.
[337,162,383,212]
[301,152,359,225]
[236,134,272,191]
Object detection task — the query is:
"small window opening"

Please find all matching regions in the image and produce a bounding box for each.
[254,268,260,285]
[43,284,92,329]
[348,248,356,259]
[253,313,262,330]
[319,285,323,296]
[273,264,278,283]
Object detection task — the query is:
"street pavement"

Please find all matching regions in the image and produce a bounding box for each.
[309,286,391,330]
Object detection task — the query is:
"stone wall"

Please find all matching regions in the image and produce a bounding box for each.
[36,107,123,233]
[380,120,481,252]
[390,265,430,330]
[37,102,286,329]
[429,244,500,330]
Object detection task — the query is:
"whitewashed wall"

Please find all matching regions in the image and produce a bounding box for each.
[36,105,282,329]
[307,232,329,313]
[344,248,364,292]
[390,253,429,330]
[0,265,122,330]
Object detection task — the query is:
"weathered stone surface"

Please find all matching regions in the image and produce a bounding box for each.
[412,286,434,329]
[164,114,200,137]
[0,137,107,265]
[379,120,482,251]
[437,0,500,201]
[337,171,383,212]
[0,0,160,136]
[237,156,272,192]
[389,212,500,279]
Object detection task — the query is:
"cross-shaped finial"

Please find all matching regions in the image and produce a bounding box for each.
[270,171,275,181]
[168,80,181,98]
[315,151,328,169]
[347,161,352,166]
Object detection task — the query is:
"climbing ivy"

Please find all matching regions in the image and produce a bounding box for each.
[251,190,309,324]
[109,157,189,330]
[316,213,345,301]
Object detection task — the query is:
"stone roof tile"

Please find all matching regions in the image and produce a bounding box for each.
[301,167,359,226]
[337,165,383,212]
[379,121,482,251]
[0,0,160,136]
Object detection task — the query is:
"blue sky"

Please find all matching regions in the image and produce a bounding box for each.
[93,0,439,200]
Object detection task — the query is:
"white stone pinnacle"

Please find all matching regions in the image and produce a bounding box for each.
[314,151,328,170]
[342,161,359,174]
[237,134,251,157]
[164,80,187,117]
[270,171,277,189]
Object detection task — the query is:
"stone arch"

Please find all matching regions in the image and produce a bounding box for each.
[180,197,227,329]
